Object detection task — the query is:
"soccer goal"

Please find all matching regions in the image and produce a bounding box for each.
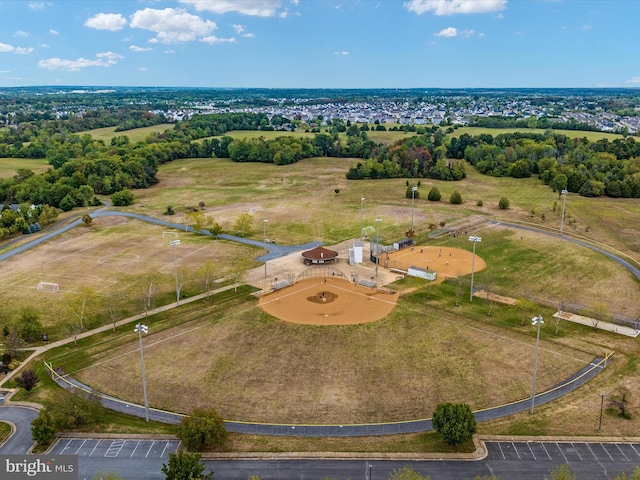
[162,231,179,238]
[37,282,59,293]
[362,225,375,239]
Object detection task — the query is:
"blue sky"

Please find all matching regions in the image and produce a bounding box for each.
[0,0,638,88]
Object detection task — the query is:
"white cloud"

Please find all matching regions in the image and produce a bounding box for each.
[40,43,50,48]
[130,8,217,43]
[28,2,50,11]
[0,43,33,54]
[85,13,127,31]
[130,45,152,52]
[478,32,486,37]
[49,29,59,35]
[164,49,176,54]
[582,25,592,30]
[462,29,475,37]
[405,0,507,16]
[279,9,289,18]
[138,67,148,72]
[232,24,245,34]
[243,33,255,38]
[201,35,236,44]
[434,27,458,37]
[333,51,350,55]
[38,51,123,71]
[626,77,640,85]
[14,31,29,37]
[179,0,282,17]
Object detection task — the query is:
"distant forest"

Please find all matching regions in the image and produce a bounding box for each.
[1,108,640,237]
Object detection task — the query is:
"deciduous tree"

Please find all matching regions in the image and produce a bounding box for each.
[178,408,228,451]
[432,402,477,445]
[161,451,212,480]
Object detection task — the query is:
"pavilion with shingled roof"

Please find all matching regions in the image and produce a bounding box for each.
[301,245,339,266]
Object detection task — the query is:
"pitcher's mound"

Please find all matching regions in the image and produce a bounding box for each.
[259,278,398,326]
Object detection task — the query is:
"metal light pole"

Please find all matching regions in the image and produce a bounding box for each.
[135,323,150,422]
[411,186,417,232]
[375,218,382,280]
[530,314,544,414]
[598,393,606,432]
[360,197,365,240]
[263,219,268,278]
[169,239,180,306]
[560,189,568,235]
[468,235,481,302]
[367,463,372,480]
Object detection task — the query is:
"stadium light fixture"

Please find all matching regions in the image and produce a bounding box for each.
[169,239,181,306]
[530,314,544,414]
[411,186,418,232]
[263,219,268,278]
[468,235,482,302]
[560,189,568,235]
[134,323,150,422]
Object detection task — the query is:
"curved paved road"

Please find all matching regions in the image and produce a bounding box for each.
[0,406,38,454]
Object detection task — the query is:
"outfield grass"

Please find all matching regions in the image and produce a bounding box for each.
[0,157,50,178]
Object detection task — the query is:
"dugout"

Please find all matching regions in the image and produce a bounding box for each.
[393,238,413,250]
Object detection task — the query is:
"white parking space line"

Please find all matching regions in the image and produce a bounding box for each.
[74,439,87,455]
[59,439,74,455]
[131,440,141,458]
[631,444,640,457]
[497,442,506,460]
[599,443,614,461]
[556,443,569,463]
[160,441,177,458]
[526,442,537,460]
[105,440,126,458]
[615,444,630,461]
[511,442,521,460]
[570,443,583,460]
[539,442,552,460]
[145,441,156,458]
[89,440,101,457]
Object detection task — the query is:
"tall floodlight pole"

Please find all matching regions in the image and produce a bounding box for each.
[360,197,365,240]
[468,235,482,302]
[263,219,268,278]
[375,218,382,279]
[598,393,606,432]
[560,189,568,235]
[169,239,181,307]
[134,323,150,422]
[411,186,417,232]
[530,314,544,414]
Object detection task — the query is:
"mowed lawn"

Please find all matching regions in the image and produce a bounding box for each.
[0,157,50,178]
[75,291,595,424]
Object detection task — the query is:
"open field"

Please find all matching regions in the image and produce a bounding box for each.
[0,157,50,178]
[450,126,625,142]
[0,216,259,338]
[73,288,596,424]
[82,124,174,143]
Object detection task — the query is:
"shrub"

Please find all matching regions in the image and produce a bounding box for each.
[432,402,477,445]
[427,187,441,202]
[111,189,134,207]
[31,411,56,445]
[15,369,39,392]
[178,408,228,451]
[449,191,462,204]
[498,196,510,209]
[476,200,483,207]
[161,451,212,480]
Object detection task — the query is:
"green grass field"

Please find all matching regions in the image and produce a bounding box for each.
[450,126,624,142]
[0,157,50,178]
[82,124,174,143]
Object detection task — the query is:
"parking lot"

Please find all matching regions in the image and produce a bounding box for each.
[486,441,640,464]
[50,438,180,459]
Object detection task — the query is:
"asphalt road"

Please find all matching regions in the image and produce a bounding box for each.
[43,438,640,480]
[0,406,38,454]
